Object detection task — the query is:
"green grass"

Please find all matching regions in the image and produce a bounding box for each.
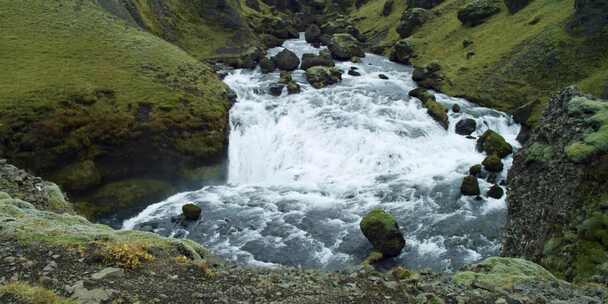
[352,0,608,126]
[565,96,608,163]
[0,282,75,304]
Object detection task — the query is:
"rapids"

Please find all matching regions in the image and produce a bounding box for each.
[123,35,520,271]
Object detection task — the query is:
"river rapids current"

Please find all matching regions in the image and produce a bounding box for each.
[123,35,520,272]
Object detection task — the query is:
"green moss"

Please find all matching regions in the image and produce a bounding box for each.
[0,282,75,304]
[423,99,449,129]
[361,209,398,233]
[453,257,557,289]
[482,154,503,172]
[477,130,513,158]
[526,143,555,162]
[565,96,608,162]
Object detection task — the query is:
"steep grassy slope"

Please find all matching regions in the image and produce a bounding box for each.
[351,0,608,126]
[0,0,233,219]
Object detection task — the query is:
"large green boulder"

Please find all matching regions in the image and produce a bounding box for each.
[327,34,365,61]
[461,175,480,196]
[454,257,557,289]
[306,66,343,89]
[360,209,405,258]
[273,49,300,71]
[182,203,202,221]
[457,0,501,27]
[477,130,513,158]
[482,154,504,172]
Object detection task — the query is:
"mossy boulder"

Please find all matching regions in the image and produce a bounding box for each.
[423,99,449,130]
[469,164,482,177]
[412,63,443,90]
[389,39,415,64]
[182,203,202,221]
[487,184,504,199]
[260,57,276,74]
[396,8,432,38]
[273,49,300,71]
[327,34,365,61]
[305,24,322,44]
[477,130,513,158]
[461,175,480,196]
[454,257,557,289]
[457,0,501,27]
[482,154,504,172]
[455,118,477,136]
[360,209,405,258]
[301,53,335,70]
[408,88,435,103]
[306,66,343,89]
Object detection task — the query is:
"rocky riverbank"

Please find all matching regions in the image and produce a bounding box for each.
[1,164,606,303]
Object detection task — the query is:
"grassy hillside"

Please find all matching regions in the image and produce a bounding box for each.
[352,0,608,126]
[0,0,232,218]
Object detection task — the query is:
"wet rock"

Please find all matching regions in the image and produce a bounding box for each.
[305,24,322,44]
[259,57,276,74]
[269,83,285,96]
[482,154,504,172]
[389,39,415,64]
[455,118,477,136]
[278,71,293,84]
[327,34,365,61]
[306,66,343,89]
[477,130,513,158]
[348,69,362,76]
[396,8,432,38]
[382,0,394,16]
[273,49,300,71]
[487,184,504,199]
[360,209,405,257]
[300,53,335,70]
[458,0,501,27]
[461,175,480,196]
[469,164,482,177]
[452,104,461,113]
[408,87,435,103]
[412,62,443,90]
[379,74,389,80]
[182,203,202,221]
[407,0,444,9]
[504,0,532,14]
[423,98,449,130]
[287,82,301,94]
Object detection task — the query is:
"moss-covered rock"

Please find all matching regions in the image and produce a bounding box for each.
[389,39,415,64]
[469,164,482,176]
[457,0,501,27]
[460,175,480,196]
[482,154,504,172]
[306,66,343,89]
[564,96,608,163]
[453,257,557,289]
[487,184,504,199]
[273,49,301,71]
[396,8,432,38]
[422,98,449,130]
[477,130,513,158]
[301,53,335,70]
[455,118,477,135]
[360,209,405,258]
[327,34,365,60]
[182,203,202,221]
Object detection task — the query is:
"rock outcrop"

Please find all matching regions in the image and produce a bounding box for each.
[306,66,343,89]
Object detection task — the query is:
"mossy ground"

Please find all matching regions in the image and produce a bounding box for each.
[0,282,75,304]
[351,0,608,126]
[453,257,557,289]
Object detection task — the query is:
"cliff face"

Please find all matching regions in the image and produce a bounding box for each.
[503,87,608,282]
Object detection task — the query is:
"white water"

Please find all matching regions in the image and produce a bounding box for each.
[123,35,520,271]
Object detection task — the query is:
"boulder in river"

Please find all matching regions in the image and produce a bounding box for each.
[457,0,501,27]
[306,66,342,89]
[389,39,415,64]
[396,8,432,38]
[259,57,276,74]
[477,130,513,158]
[482,154,504,172]
[327,34,365,61]
[360,209,405,258]
[469,164,482,177]
[412,62,443,90]
[287,82,301,94]
[182,203,202,221]
[300,53,335,70]
[273,49,300,71]
[452,104,462,113]
[461,175,481,196]
[455,118,477,135]
[487,184,504,199]
[269,83,285,96]
[305,24,321,44]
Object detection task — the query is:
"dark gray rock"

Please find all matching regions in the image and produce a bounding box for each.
[300,53,335,70]
[396,8,432,38]
[306,66,343,89]
[455,118,477,135]
[269,83,285,96]
[305,24,322,44]
[273,49,300,71]
[389,39,415,64]
[259,57,276,74]
[327,34,365,60]
[487,184,504,199]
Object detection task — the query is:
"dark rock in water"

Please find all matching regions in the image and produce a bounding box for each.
[300,53,335,70]
[408,87,435,103]
[569,0,608,34]
[487,184,504,199]
[259,57,276,74]
[260,34,284,49]
[360,209,405,258]
[410,89,449,130]
[182,203,201,221]
[455,118,477,135]
[469,164,482,177]
[225,88,238,104]
[412,62,443,90]
[287,81,301,94]
[482,154,504,172]
[458,0,501,27]
[389,39,415,64]
[306,66,343,89]
[504,0,532,14]
[396,8,432,38]
[461,175,481,196]
[477,130,513,158]
[379,74,389,80]
[305,24,321,44]
[327,34,365,61]
[407,0,444,9]
[382,0,394,16]
[269,83,285,96]
[273,49,300,71]
[278,71,293,84]
[348,70,362,76]
[452,104,461,113]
